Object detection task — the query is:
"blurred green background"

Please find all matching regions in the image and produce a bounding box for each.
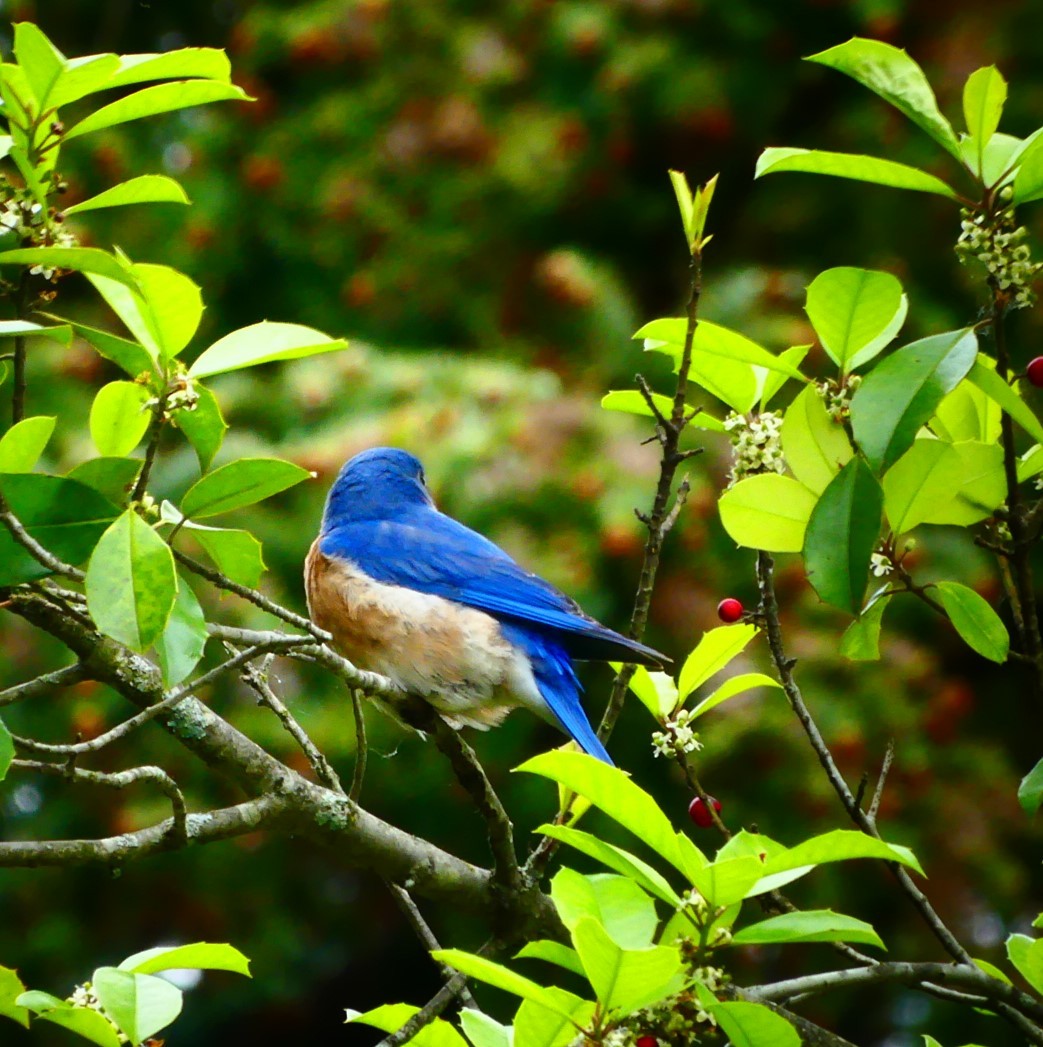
[2,1,1043,1044]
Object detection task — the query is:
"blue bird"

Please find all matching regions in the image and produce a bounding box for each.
[305,447,668,765]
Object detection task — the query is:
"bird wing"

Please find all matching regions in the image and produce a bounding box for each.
[319,510,666,667]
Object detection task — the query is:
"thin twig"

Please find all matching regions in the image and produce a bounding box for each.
[0,663,86,708]
[349,688,368,804]
[867,739,895,825]
[0,507,85,580]
[129,390,169,503]
[373,972,474,1047]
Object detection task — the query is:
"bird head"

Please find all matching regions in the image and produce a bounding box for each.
[321,446,434,529]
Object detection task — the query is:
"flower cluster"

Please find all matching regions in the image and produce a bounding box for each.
[0,182,77,278]
[651,708,702,759]
[870,551,892,578]
[956,206,1041,309]
[67,983,124,1041]
[723,410,784,486]
[816,375,861,423]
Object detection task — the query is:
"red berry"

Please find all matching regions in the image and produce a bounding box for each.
[688,795,722,828]
[717,597,743,623]
[635,1037,657,1047]
[1028,357,1043,387]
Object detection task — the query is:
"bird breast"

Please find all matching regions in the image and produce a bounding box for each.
[304,543,547,729]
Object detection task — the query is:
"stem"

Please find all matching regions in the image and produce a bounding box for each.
[130,390,168,503]
[11,273,30,424]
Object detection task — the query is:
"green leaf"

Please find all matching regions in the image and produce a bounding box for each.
[732,910,884,949]
[850,329,979,473]
[1020,445,1043,484]
[1014,132,1043,204]
[678,624,759,701]
[92,967,183,1045]
[459,1010,512,1047]
[718,474,818,552]
[1007,934,1043,994]
[963,66,1007,172]
[571,917,684,1014]
[706,999,800,1047]
[668,169,695,244]
[805,267,908,371]
[14,22,66,108]
[63,175,189,216]
[924,441,1006,527]
[517,751,685,873]
[840,593,891,661]
[0,319,72,344]
[1019,757,1043,816]
[345,1005,468,1047]
[808,38,960,157]
[601,390,724,432]
[883,440,964,534]
[689,672,781,720]
[624,665,679,719]
[0,966,29,1027]
[189,321,348,378]
[0,473,119,585]
[155,578,209,686]
[118,942,251,977]
[637,318,806,378]
[515,940,585,977]
[132,263,204,360]
[760,345,811,409]
[932,376,1001,444]
[0,415,55,472]
[431,951,581,1018]
[514,989,596,1047]
[0,716,12,782]
[66,80,250,139]
[172,384,227,472]
[755,147,956,197]
[781,385,854,494]
[533,825,681,906]
[46,53,121,109]
[89,381,152,457]
[19,996,121,1047]
[970,358,1043,445]
[85,509,178,652]
[85,272,161,360]
[107,48,231,89]
[757,829,925,885]
[551,869,658,948]
[690,856,768,908]
[181,458,312,518]
[63,319,155,377]
[67,458,142,506]
[0,247,139,286]
[162,501,267,586]
[934,581,1009,663]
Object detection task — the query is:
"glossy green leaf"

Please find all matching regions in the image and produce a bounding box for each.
[63,319,155,377]
[155,578,209,686]
[46,53,121,108]
[431,951,579,1018]
[645,338,758,413]
[345,1005,468,1047]
[1018,757,1043,816]
[64,175,189,216]
[0,473,119,585]
[108,48,232,89]
[1019,445,1043,484]
[92,967,183,1045]
[970,358,1043,445]
[781,384,854,494]
[181,458,311,518]
[1014,131,1043,203]
[1007,934,1043,995]
[518,751,684,873]
[932,375,1001,444]
[66,458,142,506]
[678,624,759,700]
[0,247,138,286]
[458,1009,511,1047]
[133,263,204,360]
[600,391,725,432]
[534,824,682,906]
[759,829,925,881]
[0,716,12,782]
[89,381,152,457]
[14,22,65,107]
[571,917,684,1014]
[691,856,768,908]
[172,384,227,472]
[850,329,979,472]
[118,942,250,976]
[638,318,805,377]
[0,415,55,472]
[85,272,161,360]
[718,474,818,552]
[934,581,1009,663]
[0,966,29,1027]
[0,319,72,344]
[85,510,177,652]
[760,345,811,409]
[755,147,956,197]
[624,665,678,718]
[189,321,348,378]
[514,988,596,1047]
[689,672,781,719]
[706,998,800,1047]
[883,440,964,534]
[551,869,658,948]
[162,498,267,586]
[19,996,121,1047]
[923,441,1006,527]
[66,80,250,139]
[805,267,907,371]
[808,38,960,156]
[963,66,1007,173]
[732,910,884,949]
[515,940,585,977]
[839,593,891,662]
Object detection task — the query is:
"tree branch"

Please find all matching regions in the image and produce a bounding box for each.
[0,662,87,708]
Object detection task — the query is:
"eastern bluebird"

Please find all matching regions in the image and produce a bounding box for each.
[305,447,668,764]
